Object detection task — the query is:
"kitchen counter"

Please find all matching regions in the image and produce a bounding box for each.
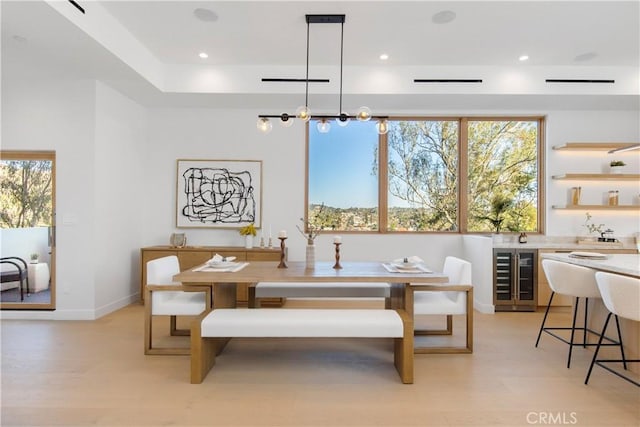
[540,253,640,278]
[492,236,637,251]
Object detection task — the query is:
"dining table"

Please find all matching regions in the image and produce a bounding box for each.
[173,260,453,315]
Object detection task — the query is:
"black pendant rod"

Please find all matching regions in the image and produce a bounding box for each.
[304,19,310,109]
[339,20,344,116]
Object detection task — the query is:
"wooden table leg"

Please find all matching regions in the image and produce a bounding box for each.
[213,282,238,309]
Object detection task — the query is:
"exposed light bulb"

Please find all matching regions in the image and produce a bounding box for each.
[375,119,389,135]
[335,112,350,127]
[296,106,311,122]
[257,117,272,134]
[317,119,331,133]
[280,113,294,127]
[356,106,372,122]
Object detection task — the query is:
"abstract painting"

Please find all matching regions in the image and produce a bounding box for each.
[176,159,262,229]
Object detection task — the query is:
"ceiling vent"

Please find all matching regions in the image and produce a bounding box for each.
[545,79,614,84]
[261,78,330,83]
[414,79,483,83]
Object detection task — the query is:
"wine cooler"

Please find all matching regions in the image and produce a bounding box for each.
[493,249,537,312]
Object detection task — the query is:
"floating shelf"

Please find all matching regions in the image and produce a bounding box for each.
[552,173,640,181]
[552,142,640,151]
[552,205,640,210]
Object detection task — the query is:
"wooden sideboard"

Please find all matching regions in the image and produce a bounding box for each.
[140,245,283,306]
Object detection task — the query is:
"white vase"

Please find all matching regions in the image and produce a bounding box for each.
[245,235,254,249]
[305,243,315,270]
[610,166,624,174]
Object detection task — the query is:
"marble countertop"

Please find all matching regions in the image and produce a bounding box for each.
[540,253,640,278]
[492,236,637,250]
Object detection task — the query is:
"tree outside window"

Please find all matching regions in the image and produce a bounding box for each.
[307,117,542,233]
[0,160,53,228]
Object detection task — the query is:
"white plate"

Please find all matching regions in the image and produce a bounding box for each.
[207,261,238,268]
[392,262,419,270]
[569,251,608,260]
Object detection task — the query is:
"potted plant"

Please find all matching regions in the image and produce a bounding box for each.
[478,195,513,240]
[609,160,626,174]
[239,223,257,248]
[30,253,39,264]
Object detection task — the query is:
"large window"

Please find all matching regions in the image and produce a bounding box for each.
[307,117,544,233]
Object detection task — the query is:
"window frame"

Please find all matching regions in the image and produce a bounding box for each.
[305,115,546,235]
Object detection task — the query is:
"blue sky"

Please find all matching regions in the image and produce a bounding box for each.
[308,120,379,208]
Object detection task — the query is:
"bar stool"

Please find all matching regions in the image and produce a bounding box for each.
[536,259,623,368]
[585,272,639,386]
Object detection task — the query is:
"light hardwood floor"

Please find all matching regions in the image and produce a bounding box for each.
[1,301,639,427]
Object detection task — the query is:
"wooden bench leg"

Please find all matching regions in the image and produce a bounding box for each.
[394,310,414,384]
[190,312,231,384]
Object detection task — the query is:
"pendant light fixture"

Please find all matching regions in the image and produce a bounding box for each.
[257,14,387,134]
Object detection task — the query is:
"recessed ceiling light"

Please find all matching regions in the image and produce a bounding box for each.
[432,10,456,24]
[199,52,209,59]
[574,52,598,62]
[519,55,529,62]
[194,8,218,22]
[379,53,389,61]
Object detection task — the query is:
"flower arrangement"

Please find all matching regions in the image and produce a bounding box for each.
[610,160,626,167]
[296,203,326,244]
[583,212,605,236]
[239,223,257,236]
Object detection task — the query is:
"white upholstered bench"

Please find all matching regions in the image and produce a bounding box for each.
[249,282,391,308]
[190,308,414,384]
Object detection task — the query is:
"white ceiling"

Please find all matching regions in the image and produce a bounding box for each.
[98,0,639,67]
[2,0,639,110]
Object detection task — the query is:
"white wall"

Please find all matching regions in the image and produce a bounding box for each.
[93,81,148,316]
[0,227,50,265]
[545,110,640,237]
[1,60,147,319]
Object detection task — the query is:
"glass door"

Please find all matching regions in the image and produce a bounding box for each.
[494,249,514,305]
[0,151,56,310]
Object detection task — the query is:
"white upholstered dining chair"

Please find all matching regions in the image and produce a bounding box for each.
[144,255,210,355]
[413,256,473,353]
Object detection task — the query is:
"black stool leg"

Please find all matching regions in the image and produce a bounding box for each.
[583,298,589,348]
[567,297,580,369]
[585,312,612,384]
[536,292,555,347]
[614,314,627,370]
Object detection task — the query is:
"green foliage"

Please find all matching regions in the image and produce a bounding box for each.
[476,195,513,233]
[610,160,626,167]
[385,120,538,232]
[308,119,539,233]
[0,160,53,228]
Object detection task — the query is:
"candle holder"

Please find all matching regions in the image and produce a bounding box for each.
[259,236,265,248]
[333,242,342,269]
[277,237,288,268]
[268,237,273,249]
